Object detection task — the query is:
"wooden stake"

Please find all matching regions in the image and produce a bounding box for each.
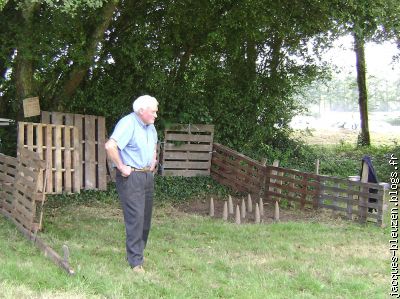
[241,198,246,219]
[228,195,234,214]
[223,201,228,221]
[235,205,241,224]
[315,159,320,174]
[259,197,264,217]
[247,194,253,212]
[274,200,280,222]
[209,197,214,217]
[255,203,260,224]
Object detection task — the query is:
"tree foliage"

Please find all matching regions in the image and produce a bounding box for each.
[0,0,398,157]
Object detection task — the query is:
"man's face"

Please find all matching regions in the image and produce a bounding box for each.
[139,105,158,125]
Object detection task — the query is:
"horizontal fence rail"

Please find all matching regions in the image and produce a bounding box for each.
[211,143,384,226]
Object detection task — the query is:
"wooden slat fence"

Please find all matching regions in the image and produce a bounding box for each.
[17,122,80,194]
[211,143,264,196]
[0,148,46,232]
[162,124,214,177]
[41,111,107,190]
[211,143,384,226]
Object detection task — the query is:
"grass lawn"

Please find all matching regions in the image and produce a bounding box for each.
[0,195,390,299]
[0,127,396,298]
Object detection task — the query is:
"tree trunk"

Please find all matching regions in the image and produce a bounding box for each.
[354,32,371,146]
[57,0,119,110]
[13,1,39,121]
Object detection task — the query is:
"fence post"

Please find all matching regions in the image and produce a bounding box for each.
[259,158,268,200]
[313,160,321,209]
[359,161,369,223]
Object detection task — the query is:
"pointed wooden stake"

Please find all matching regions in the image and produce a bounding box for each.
[222,201,228,221]
[259,197,264,217]
[209,197,214,217]
[228,195,234,214]
[255,203,260,224]
[274,200,280,222]
[241,198,246,219]
[235,205,241,224]
[247,194,253,212]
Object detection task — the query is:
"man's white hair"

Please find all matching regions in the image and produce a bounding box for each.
[132,95,158,113]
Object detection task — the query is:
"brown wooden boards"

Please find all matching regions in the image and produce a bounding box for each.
[41,111,107,190]
[17,122,81,194]
[211,143,384,226]
[162,124,214,176]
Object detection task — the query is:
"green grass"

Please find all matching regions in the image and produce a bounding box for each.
[0,194,390,299]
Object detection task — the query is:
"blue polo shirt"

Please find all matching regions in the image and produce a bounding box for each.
[110,112,157,169]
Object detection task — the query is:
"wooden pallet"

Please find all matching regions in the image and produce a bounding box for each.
[17,122,81,194]
[0,148,46,232]
[41,111,107,190]
[161,124,214,177]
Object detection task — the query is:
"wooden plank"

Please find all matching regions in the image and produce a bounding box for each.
[212,165,263,189]
[41,111,50,124]
[84,115,96,189]
[162,161,210,169]
[163,151,211,161]
[52,112,63,125]
[64,127,72,193]
[163,169,210,177]
[165,124,214,132]
[164,143,212,152]
[55,126,62,193]
[97,116,107,190]
[213,143,264,168]
[165,133,213,143]
[211,158,263,187]
[72,127,81,193]
[74,114,84,187]
[212,151,264,174]
[45,125,53,193]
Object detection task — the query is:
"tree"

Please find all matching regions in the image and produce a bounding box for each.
[331,0,400,146]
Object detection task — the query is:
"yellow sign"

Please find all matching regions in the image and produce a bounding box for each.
[23,97,40,118]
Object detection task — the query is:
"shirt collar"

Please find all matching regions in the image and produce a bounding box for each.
[132,112,148,128]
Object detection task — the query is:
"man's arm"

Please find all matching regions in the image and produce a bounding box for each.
[149,147,157,173]
[105,138,131,177]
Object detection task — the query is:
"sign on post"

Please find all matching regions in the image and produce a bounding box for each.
[23,97,40,118]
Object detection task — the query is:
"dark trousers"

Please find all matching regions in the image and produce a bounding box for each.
[115,170,154,267]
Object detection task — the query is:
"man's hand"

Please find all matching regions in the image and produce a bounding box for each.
[119,164,132,177]
[149,160,157,173]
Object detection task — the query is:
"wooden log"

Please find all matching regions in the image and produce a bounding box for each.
[222,201,228,221]
[228,195,234,214]
[247,194,253,213]
[255,203,260,224]
[241,198,246,219]
[259,197,264,217]
[235,205,241,224]
[209,197,214,217]
[274,201,280,222]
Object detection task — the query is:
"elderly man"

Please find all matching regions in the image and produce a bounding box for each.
[105,95,158,273]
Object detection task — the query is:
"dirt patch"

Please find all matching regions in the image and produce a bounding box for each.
[175,196,339,224]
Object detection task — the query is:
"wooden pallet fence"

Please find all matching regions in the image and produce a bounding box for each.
[162,124,214,177]
[17,122,81,194]
[211,143,264,195]
[41,111,107,190]
[0,148,46,232]
[264,165,321,209]
[210,143,384,226]
[318,175,384,226]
